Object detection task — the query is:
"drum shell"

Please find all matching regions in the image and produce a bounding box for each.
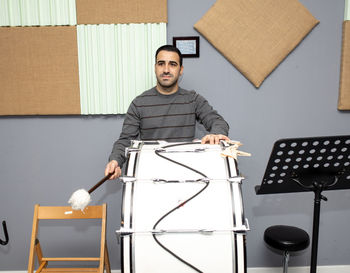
[119,141,247,273]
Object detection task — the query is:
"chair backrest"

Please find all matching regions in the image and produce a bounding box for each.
[28,204,109,273]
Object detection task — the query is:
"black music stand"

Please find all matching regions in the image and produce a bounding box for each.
[255,135,350,273]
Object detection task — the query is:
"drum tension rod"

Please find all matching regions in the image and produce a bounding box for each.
[154,148,206,153]
[152,178,210,183]
[116,227,249,237]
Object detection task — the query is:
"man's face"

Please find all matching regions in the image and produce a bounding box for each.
[155,50,183,93]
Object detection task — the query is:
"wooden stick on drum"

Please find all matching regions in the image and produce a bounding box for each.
[68,173,112,211]
[221,141,252,159]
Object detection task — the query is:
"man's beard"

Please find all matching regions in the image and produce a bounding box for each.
[157,79,177,89]
[157,74,178,90]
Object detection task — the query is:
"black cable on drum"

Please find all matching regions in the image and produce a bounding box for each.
[153,142,209,273]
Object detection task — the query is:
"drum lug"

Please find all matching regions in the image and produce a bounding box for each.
[228,176,244,183]
[237,218,250,233]
[125,141,143,156]
[120,176,136,183]
[125,147,140,157]
[233,226,250,233]
[234,218,250,233]
[116,228,133,243]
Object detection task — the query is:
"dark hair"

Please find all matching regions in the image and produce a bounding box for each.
[155,45,183,67]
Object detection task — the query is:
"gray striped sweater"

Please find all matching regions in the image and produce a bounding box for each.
[109,87,229,166]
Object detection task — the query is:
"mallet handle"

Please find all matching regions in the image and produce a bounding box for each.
[88,173,113,194]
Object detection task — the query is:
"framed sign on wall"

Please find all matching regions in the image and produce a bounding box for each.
[173,36,200,58]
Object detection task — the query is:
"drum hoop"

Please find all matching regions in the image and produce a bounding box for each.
[121,141,142,273]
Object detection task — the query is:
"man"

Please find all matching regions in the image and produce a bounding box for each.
[105,45,230,179]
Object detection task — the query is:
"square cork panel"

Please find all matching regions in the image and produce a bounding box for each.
[194,0,319,88]
[0,26,80,115]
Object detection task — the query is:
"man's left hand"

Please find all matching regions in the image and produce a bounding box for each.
[201,134,230,145]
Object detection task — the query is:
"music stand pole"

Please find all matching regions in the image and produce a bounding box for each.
[310,182,327,273]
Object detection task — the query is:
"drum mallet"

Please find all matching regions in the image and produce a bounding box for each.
[68,173,112,211]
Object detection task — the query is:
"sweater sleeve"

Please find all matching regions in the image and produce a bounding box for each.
[194,93,229,136]
[108,101,141,167]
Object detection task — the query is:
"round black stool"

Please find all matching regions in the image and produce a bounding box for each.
[264,225,310,273]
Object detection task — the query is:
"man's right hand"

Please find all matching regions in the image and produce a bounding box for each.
[104,160,122,179]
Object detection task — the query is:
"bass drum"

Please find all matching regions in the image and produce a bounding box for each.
[118,141,248,273]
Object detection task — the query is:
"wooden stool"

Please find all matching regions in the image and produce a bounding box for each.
[264,225,310,273]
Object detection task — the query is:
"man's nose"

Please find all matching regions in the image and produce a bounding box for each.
[163,63,170,72]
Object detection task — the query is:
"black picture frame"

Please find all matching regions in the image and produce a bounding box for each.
[173,36,200,58]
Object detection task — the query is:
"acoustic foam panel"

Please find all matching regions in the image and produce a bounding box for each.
[76,0,168,24]
[338,20,350,110]
[194,0,319,88]
[0,26,80,115]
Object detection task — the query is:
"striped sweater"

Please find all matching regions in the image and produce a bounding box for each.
[109,87,229,166]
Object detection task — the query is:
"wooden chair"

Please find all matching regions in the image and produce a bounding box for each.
[28,204,111,273]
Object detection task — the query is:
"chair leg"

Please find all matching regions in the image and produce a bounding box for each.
[104,243,111,273]
[283,251,290,273]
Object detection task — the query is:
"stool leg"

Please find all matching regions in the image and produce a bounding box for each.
[283,251,290,273]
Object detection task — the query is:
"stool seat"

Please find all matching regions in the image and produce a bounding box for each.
[264,225,310,252]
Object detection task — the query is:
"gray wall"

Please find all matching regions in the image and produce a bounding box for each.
[1,0,349,270]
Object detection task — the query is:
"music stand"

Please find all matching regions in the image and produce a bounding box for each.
[255,135,350,273]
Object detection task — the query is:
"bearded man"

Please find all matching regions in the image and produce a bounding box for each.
[105,45,230,179]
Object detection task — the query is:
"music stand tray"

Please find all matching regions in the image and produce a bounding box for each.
[256,135,350,273]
